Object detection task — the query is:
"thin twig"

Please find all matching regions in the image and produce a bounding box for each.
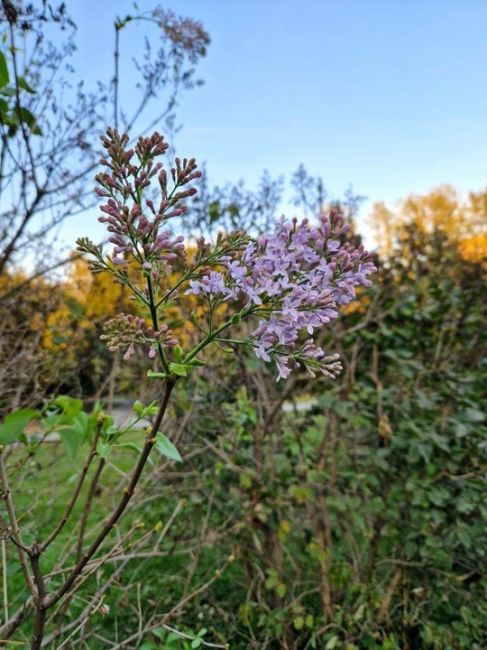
[0,452,36,598]
[75,457,106,562]
[55,598,104,650]
[1,540,7,624]
[38,422,103,554]
[109,556,232,650]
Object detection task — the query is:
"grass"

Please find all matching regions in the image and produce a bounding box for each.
[1,424,165,628]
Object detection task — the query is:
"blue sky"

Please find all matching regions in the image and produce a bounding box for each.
[67,0,487,242]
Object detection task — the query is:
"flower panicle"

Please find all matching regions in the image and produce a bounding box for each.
[94,128,202,271]
[100,313,178,361]
[186,209,376,380]
[76,237,106,273]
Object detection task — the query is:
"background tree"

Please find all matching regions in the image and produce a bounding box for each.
[0,0,209,276]
[370,184,487,266]
[0,0,209,412]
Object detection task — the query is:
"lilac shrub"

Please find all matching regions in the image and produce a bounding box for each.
[78,128,376,382]
[0,129,376,649]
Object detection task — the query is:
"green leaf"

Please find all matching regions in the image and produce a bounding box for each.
[58,426,84,459]
[293,616,304,630]
[208,199,221,223]
[155,433,182,462]
[0,51,9,88]
[57,413,90,459]
[457,527,471,549]
[100,415,114,438]
[0,97,8,118]
[55,395,83,418]
[0,409,40,445]
[15,106,42,135]
[144,402,159,416]
[189,358,205,367]
[454,421,469,438]
[17,76,35,93]
[275,582,287,598]
[105,424,119,439]
[169,362,187,377]
[265,571,277,589]
[240,473,252,489]
[97,441,112,459]
[111,442,142,454]
[0,86,16,97]
[172,345,184,362]
[305,614,314,628]
[152,628,165,640]
[165,632,181,644]
[464,408,485,423]
[132,400,158,418]
[147,370,166,379]
[353,603,366,621]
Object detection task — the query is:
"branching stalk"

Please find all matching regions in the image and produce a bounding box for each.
[44,380,175,609]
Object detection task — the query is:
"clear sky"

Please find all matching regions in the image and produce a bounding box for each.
[67,0,487,241]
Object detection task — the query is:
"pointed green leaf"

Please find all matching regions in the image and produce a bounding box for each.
[189,358,205,367]
[17,76,35,93]
[58,426,83,459]
[169,362,187,377]
[155,433,182,462]
[0,409,40,445]
[172,345,184,362]
[147,370,167,379]
[55,395,83,417]
[0,51,9,88]
[96,441,112,459]
[0,87,15,97]
[0,97,8,118]
[112,442,142,454]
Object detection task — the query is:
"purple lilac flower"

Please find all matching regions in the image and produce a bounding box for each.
[188,271,234,299]
[187,210,376,380]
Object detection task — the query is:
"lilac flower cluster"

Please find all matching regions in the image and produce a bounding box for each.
[101,314,178,361]
[94,129,200,272]
[81,128,376,382]
[188,211,376,379]
[98,198,185,271]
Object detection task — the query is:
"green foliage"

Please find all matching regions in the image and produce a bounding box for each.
[0,408,40,445]
[0,48,41,136]
[0,50,9,87]
[123,224,484,649]
[1,224,485,649]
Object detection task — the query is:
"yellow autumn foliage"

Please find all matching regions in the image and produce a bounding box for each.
[457,233,487,266]
[370,185,487,266]
[341,289,371,316]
